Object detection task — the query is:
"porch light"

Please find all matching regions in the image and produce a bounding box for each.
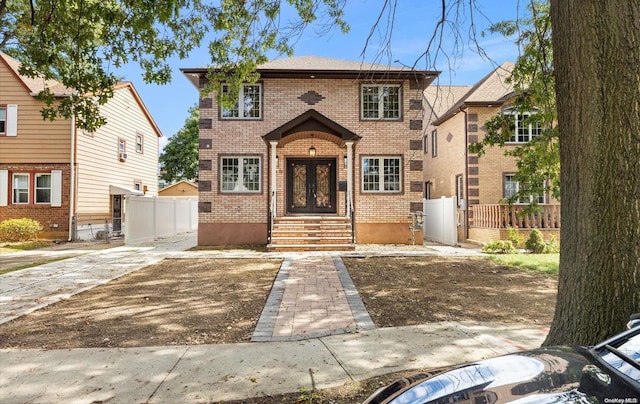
[309,146,316,157]
[343,156,347,168]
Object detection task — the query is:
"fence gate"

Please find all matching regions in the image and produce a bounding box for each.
[423,196,458,246]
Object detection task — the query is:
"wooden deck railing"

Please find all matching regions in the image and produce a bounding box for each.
[469,204,561,229]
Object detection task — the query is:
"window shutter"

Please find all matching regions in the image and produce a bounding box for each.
[0,170,7,206]
[51,170,62,207]
[7,104,18,136]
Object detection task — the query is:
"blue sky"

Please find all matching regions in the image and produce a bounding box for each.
[113,1,525,150]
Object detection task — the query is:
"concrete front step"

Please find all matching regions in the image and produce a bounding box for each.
[269,216,354,251]
[266,243,356,252]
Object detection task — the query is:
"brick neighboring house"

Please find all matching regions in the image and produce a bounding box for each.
[0,52,162,240]
[182,56,438,250]
[423,61,560,243]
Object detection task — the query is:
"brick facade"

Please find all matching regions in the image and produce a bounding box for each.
[185,57,436,245]
[0,163,71,239]
[424,62,560,244]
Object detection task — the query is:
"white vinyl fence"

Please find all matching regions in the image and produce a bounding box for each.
[124,196,197,244]
[423,196,458,246]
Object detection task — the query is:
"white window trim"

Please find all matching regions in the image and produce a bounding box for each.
[504,108,541,143]
[504,174,546,204]
[135,133,144,154]
[220,156,262,193]
[361,156,402,193]
[12,173,29,204]
[360,84,401,120]
[1,104,18,136]
[34,173,52,204]
[221,83,262,120]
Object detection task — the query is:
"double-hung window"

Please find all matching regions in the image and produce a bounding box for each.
[221,156,261,193]
[504,174,545,204]
[135,133,144,153]
[504,108,541,143]
[361,84,401,120]
[221,84,262,119]
[0,106,6,135]
[12,173,29,204]
[35,174,52,204]
[3,171,61,206]
[362,156,402,192]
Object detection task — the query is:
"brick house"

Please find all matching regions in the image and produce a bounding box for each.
[423,61,560,243]
[0,52,162,240]
[182,56,438,250]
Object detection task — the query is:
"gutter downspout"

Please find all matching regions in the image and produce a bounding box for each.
[68,113,76,241]
[461,106,469,241]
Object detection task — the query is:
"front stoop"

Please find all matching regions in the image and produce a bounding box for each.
[267,216,355,252]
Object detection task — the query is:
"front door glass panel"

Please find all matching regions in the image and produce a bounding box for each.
[287,158,336,214]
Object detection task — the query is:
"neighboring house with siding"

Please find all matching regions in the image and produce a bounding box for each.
[0,52,162,240]
[182,56,437,250]
[423,61,560,243]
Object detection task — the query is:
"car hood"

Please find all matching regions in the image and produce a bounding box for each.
[367,347,618,404]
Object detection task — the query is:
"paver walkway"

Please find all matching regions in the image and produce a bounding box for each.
[252,255,375,341]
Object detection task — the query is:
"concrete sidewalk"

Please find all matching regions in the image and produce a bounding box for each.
[0,234,549,403]
[1,322,548,403]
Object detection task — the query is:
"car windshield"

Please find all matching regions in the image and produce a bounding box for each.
[596,329,640,382]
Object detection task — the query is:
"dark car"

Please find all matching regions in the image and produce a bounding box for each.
[364,317,640,404]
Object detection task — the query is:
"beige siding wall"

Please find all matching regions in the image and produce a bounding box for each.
[76,86,160,219]
[0,61,71,163]
[423,112,467,199]
[199,77,425,244]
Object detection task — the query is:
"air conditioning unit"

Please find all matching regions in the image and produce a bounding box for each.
[119,152,128,162]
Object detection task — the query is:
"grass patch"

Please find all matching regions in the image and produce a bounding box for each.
[0,240,52,253]
[485,253,559,275]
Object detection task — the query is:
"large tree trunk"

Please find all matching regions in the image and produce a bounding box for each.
[544,1,640,346]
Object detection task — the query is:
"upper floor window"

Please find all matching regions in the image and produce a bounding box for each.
[362,156,402,193]
[118,138,127,161]
[220,156,261,193]
[0,104,17,136]
[221,84,262,119]
[361,84,401,120]
[135,133,144,154]
[431,129,438,157]
[504,174,546,204]
[504,108,541,143]
[0,106,6,135]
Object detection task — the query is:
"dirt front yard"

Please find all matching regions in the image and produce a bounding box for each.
[0,256,556,349]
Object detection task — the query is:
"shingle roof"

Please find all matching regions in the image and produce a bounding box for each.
[257,56,410,72]
[181,55,440,88]
[426,61,515,125]
[0,52,74,96]
[424,85,473,121]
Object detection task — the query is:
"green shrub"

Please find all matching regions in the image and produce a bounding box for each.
[506,227,525,248]
[0,218,43,242]
[482,240,517,254]
[525,229,556,253]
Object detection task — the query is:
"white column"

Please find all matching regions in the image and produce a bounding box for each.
[270,141,278,216]
[346,141,354,219]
